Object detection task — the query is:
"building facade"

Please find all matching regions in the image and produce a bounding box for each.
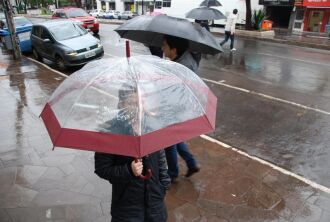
[259,0,295,28]
[291,0,330,33]
[303,0,330,32]
[96,0,154,13]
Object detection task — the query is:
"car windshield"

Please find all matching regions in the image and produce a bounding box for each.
[1,17,31,29]
[49,22,87,41]
[67,9,89,18]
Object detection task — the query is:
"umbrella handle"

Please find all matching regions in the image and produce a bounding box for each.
[134,159,152,180]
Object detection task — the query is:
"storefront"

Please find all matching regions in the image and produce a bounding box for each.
[259,0,295,28]
[123,0,135,11]
[100,0,116,11]
[135,0,154,15]
[303,0,330,32]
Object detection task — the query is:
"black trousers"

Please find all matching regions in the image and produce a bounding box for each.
[220,31,235,49]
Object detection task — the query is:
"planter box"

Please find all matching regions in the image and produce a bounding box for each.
[235,29,275,38]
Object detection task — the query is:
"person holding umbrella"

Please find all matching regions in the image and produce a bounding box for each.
[161,35,201,182]
[220,9,238,51]
[94,86,171,222]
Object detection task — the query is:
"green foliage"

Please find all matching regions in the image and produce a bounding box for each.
[252,9,267,31]
[41,7,50,14]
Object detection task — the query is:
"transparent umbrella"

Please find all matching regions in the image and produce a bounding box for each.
[40,47,217,159]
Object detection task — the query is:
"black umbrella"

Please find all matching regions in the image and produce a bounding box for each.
[115,15,222,55]
[186,7,226,20]
[200,0,222,7]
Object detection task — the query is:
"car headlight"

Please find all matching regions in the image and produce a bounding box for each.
[97,43,102,48]
[67,51,78,56]
[94,19,98,23]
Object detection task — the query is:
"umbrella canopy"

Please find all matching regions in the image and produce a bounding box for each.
[186,7,226,20]
[40,55,217,158]
[150,11,164,16]
[115,15,222,55]
[200,0,222,7]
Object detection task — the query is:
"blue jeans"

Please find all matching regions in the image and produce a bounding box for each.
[220,31,235,49]
[165,142,198,178]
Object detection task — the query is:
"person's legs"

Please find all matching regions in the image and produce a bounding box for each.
[220,31,230,46]
[176,142,200,177]
[230,34,235,50]
[165,145,179,178]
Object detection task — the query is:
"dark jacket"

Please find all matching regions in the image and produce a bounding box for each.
[175,50,200,73]
[94,149,170,222]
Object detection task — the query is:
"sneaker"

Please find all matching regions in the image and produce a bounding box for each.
[230,48,236,51]
[185,166,200,177]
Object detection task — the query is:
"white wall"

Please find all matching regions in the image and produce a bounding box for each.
[154,0,264,25]
[116,0,124,12]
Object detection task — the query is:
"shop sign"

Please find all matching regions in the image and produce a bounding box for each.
[303,0,330,6]
[294,0,304,6]
[259,0,294,6]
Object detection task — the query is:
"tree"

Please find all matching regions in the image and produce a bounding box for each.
[245,0,252,30]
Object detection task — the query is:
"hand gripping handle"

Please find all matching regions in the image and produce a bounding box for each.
[135,158,152,180]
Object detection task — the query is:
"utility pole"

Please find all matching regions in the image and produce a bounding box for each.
[1,0,21,59]
[142,0,144,15]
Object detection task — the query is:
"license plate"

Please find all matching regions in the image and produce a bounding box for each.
[87,25,94,28]
[18,31,31,42]
[85,51,96,58]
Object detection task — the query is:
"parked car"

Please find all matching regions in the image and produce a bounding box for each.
[89,9,105,18]
[52,7,99,34]
[0,16,33,52]
[119,11,138,20]
[102,10,119,19]
[31,20,104,70]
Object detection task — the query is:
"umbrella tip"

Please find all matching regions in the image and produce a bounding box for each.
[126,40,131,58]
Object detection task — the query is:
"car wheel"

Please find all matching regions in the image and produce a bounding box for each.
[32,48,41,61]
[93,30,99,35]
[55,55,66,71]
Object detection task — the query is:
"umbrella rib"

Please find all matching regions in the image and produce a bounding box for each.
[61,68,111,128]
[127,60,142,157]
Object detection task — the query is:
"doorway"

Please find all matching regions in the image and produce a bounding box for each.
[308,10,324,32]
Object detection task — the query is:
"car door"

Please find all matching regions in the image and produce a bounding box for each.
[31,26,43,55]
[40,27,55,61]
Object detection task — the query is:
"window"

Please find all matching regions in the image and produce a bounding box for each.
[32,26,41,38]
[41,28,51,40]
[163,0,171,7]
[155,1,162,9]
[55,12,66,18]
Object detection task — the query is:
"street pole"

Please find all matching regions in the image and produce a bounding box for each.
[1,0,21,60]
[142,0,144,15]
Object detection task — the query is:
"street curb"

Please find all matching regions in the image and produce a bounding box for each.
[24,15,330,51]
[211,31,330,51]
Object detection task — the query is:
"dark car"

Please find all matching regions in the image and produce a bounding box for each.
[52,7,99,35]
[31,20,104,70]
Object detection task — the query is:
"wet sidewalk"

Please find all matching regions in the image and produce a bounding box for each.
[1,48,330,222]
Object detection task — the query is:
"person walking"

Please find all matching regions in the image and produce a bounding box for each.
[94,87,171,222]
[220,9,238,51]
[161,35,201,182]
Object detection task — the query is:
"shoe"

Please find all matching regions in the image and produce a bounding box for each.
[230,48,236,51]
[185,166,200,177]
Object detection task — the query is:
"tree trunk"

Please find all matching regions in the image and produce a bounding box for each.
[245,0,252,30]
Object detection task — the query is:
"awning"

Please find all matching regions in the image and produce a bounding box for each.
[303,0,330,7]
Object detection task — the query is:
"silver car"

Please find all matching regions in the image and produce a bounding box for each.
[31,20,104,70]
